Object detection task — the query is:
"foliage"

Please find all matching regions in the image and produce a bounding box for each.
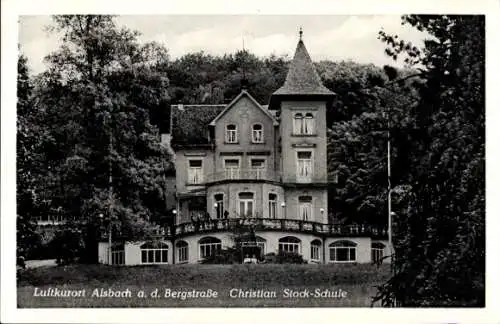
[200,248,240,264]
[373,15,485,307]
[274,251,306,264]
[52,225,85,265]
[32,16,173,245]
[17,53,45,259]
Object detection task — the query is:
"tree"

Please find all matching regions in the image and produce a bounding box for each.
[34,15,173,262]
[17,53,43,260]
[374,15,485,307]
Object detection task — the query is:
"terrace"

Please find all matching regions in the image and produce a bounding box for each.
[173,218,388,239]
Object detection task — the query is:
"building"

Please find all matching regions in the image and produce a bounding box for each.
[98,33,390,265]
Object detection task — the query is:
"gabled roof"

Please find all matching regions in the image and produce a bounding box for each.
[273,40,334,96]
[170,104,225,147]
[209,90,278,126]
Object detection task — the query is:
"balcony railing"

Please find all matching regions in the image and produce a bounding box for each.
[205,169,281,183]
[173,218,388,238]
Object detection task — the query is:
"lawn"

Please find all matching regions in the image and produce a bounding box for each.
[17,263,390,307]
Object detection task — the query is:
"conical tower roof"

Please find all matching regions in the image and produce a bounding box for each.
[273,38,334,96]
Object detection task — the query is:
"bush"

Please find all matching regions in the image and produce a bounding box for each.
[200,248,240,264]
[51,227,85,265]
[264,251,306,264]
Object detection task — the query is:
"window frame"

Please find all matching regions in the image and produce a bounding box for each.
[278,236,301,254]
[268,193,278,219]
[238,192,255,218]
[293,113,304,135]
[251,123,264,143]
[225,124,238,143]
[187,158,204,185]
[140,242,169,265]
[298,196,313,221]
[214,193,225,219]
[296,149,314,183]
[198,237,222,260]
[328,240,357,263]
[371,242,385,264]
[176,241,189,263]
[310,240,322,262]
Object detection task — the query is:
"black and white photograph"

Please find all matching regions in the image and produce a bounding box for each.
[1,0,498,323]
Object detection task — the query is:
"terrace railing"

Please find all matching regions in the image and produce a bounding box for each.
[173,218,388,238]
[205,169,281,183]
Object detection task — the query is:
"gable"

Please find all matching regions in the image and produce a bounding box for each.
[209,91,278,126]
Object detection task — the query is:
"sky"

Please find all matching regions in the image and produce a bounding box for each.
[18,15,429,75]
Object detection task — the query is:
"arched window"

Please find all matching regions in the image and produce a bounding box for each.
[293,113,303,134]
[176,240,189,263]
[310,239,322,262]
[199,237,222,259]
[279,236,301,254]
[304,113,315,135]
[141,241,169,264]
[225,124,238,143]
[252,124,264,143]
[298,196,313,221]
[329,240,357,263]
[371,242,385,264]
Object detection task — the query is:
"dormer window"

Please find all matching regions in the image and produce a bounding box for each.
[225,124,238,143]
[252,124,264,143]
[293,112,315,135]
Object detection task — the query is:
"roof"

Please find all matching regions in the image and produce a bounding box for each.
[209,90,278,126]
[273,40,334,96]
[170,104,225,147]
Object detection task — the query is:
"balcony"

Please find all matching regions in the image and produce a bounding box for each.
[173,218,388,239]
[205,169,281,183]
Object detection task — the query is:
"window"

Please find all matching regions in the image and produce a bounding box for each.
[199,237,222,259]
[298,196,313,221]
[214,194,224,219]
[329,240,357,263]
[225,124,238,143]
[371,242,385,264]
[293,112,315,135]
[251,159,266,179]
[279,236,301,254]
[304,113,315,134]
[141,242,169,264]
[296,151,313,182]
[238,192,254,218]
[293,113,303,135]
[176,241,189,263]
[310,240,322,262]
[252,124,264,143]
[188,159,203,184]
[224,159,240,179]
[111,243,125,265]
[268,193,277,219]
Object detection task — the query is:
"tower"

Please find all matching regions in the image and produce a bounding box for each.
[269,29,335,224]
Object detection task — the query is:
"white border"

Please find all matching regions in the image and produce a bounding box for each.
[2,0,500,323]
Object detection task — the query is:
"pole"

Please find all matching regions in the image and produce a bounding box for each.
[387,133,393,268]
[108,115,114,265]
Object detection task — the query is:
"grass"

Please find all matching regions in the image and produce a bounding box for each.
[17,263,390,307]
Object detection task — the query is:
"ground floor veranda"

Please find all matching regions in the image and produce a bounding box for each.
[98,230,390,266]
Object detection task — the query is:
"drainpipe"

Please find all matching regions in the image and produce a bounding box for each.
[322,237,326,264]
